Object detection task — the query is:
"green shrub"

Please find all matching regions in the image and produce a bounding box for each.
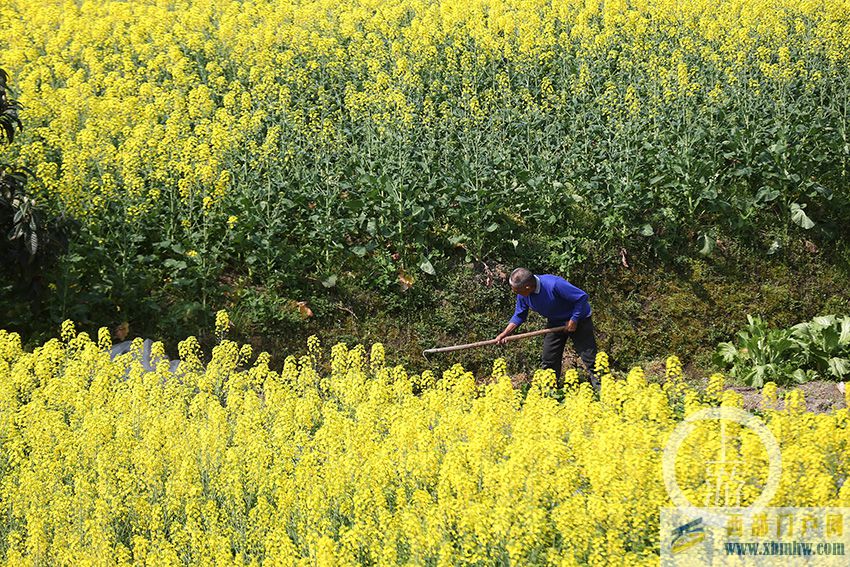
[714,314,850,386]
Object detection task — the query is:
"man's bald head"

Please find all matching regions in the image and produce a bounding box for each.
[509,268,535,290]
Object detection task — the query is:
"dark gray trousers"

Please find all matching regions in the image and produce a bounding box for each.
[541,316,598,388]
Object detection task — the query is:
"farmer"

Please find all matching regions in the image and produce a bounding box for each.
[495,268,600,389]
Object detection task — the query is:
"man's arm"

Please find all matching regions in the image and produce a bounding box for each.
[495,322,518,345]
[553,279,589,323]
[569,295,589,323]
[496,296,527,344]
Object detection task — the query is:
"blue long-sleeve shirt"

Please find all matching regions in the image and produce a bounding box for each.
[509,274,592,327]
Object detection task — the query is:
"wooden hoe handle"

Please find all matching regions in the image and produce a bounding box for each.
[423,326,568,354]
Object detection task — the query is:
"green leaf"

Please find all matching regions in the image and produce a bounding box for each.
[321,274,337,288]
[485,223,499,233]
[828,357,850,379]
[716,342,738,364]
[767,240,781,255]
[351,246,366,257]
[27,232,38,256]
[164,259,187,271]
[640,224,654,236]
[838,317,850,346]
[419,258,436,275]
[790,202,815,229]
[755,186,780,203]
[749,366,765,387]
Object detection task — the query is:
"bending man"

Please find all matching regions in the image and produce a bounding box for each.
[495,267,600,389]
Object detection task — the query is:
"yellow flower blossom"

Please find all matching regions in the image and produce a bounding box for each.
[3,329,843,563]
[215,309,230,337]
[2,0,843,225]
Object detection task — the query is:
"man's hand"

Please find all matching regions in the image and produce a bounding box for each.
[496,322,518,345]
[566,319,577,333]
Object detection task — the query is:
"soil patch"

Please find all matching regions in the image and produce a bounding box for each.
[477,370,847,415]
[726,380,846,414]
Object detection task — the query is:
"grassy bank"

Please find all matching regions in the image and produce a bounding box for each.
[48,236,843,385]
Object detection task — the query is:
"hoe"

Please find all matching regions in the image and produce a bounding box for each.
[423,325,570,360]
